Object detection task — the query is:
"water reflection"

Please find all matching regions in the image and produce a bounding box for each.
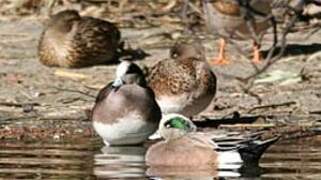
[146,159,264,179]
[93,138,321,179]
[94,146,147,179]
[93,144,263,179]
[1,138,321,179]
[0,140,97,179]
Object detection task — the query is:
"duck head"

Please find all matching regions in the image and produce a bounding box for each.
[159,114,197,141]
[113,61,147,87]
[48,10,81,33]
[170,43,204,60]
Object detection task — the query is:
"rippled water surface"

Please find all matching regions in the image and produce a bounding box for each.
[1,138,321,179]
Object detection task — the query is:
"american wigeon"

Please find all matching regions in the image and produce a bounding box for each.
[92,61,161,146]
[202,0,274,64]
[147,43,217,117]
[145,113,279,167]
[38,9,121,68]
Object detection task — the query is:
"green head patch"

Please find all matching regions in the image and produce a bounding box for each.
[164,116,190,131]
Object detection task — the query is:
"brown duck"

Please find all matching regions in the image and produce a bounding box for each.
[147,43,217,117]
[203,0,274,64]
[38,10,121,68]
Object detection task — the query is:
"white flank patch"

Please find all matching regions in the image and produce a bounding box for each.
[217,171,241,177]
[217,151,242,169]
[93,112,157,145]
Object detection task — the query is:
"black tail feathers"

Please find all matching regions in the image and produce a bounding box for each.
[238,136,280,165]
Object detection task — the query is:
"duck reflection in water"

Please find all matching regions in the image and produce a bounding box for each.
[94,146,147,179]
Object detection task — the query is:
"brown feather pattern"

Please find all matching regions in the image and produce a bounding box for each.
[147,43,217,116]
[38,10,121,68]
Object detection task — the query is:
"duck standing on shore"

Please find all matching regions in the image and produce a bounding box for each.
[202,0,274,64]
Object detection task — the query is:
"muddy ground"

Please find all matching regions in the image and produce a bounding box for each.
[0,1,321,142]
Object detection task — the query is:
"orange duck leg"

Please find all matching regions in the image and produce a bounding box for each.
[252,43,262,64]
[211,38,230,65]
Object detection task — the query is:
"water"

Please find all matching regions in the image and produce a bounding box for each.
[1,138,321,179]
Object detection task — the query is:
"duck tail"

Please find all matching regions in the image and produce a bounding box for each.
[238,136,280,165]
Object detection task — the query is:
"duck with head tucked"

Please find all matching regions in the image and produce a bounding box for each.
[147,43,217,118]
[91,61,161,146]
[202,0,275,64]
[145,114,279,168]
[38,9,121,68]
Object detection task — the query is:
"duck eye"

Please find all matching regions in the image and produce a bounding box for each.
[164,120,172,128]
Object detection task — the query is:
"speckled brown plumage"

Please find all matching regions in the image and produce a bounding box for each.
[147,43,217,117]
[148,58,196,96]
[38,10,121,68]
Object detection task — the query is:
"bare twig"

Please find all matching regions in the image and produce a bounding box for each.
[248,101,297,113]
[0,102,40,108]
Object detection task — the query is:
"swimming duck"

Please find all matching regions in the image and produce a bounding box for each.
[202,0,274,64]
[91,61,161,146]
[145,113,279,167]
[147,43,217,117]
[38,9,121,68]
